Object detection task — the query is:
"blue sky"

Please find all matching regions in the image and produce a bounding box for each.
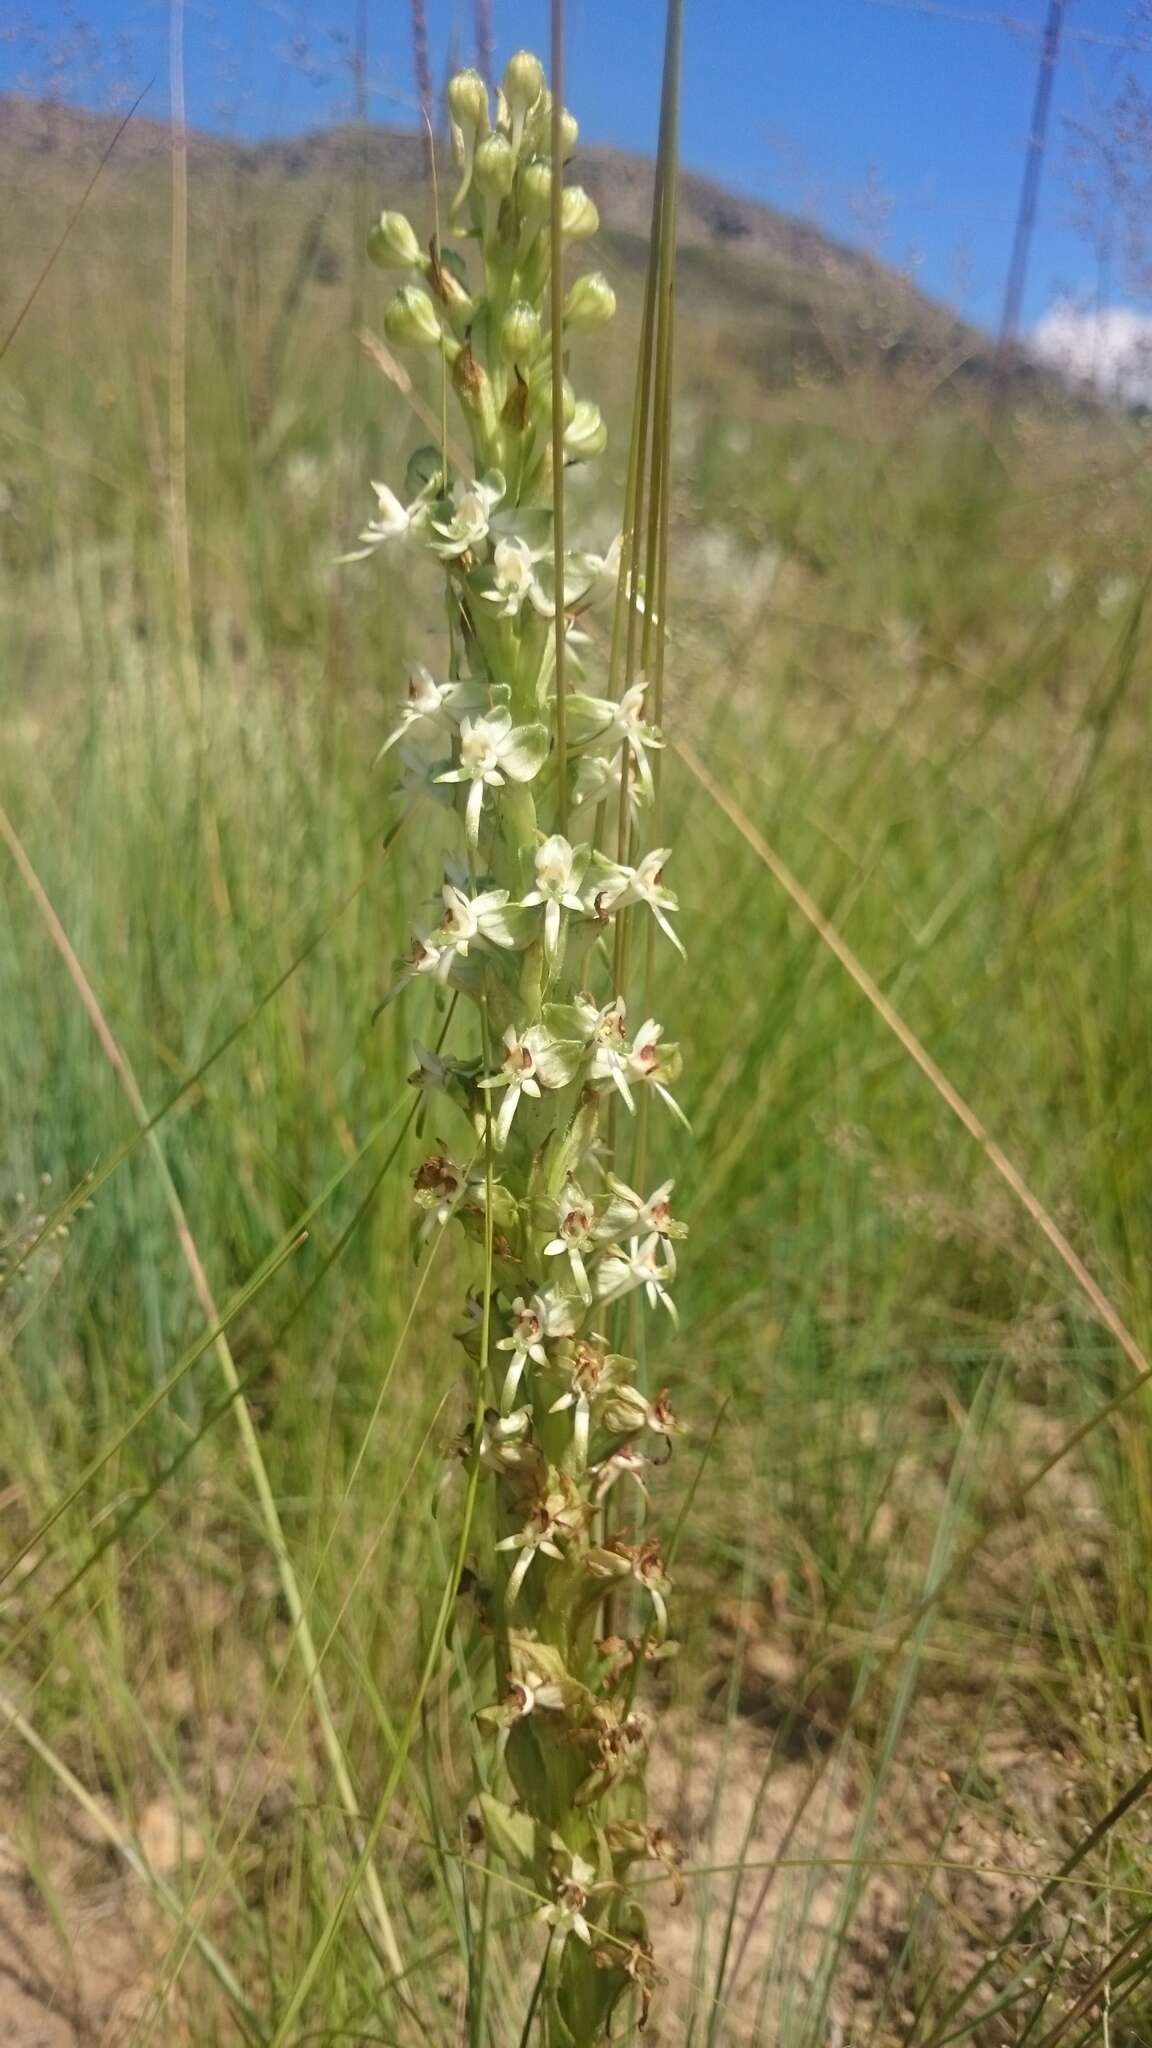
[5,0,1150,330]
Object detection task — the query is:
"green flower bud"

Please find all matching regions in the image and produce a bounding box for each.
[528,361,576,426]
[447,68,490,133]
[366,210,423,270]
[563,271,616,331]
[473,131,516,200]
[500,301,543,364]
[519,158,552,221]
[561,186,599,240]
[523,93,580,161]
[503,49,546,113]
[522,87,553,155]
[564,399,607,459]
[383,284,443,350]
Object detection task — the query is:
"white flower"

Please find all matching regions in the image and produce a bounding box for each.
[436,708,549,845]
[525,535,627,615]
[624,1016,689,1127]
[478,1404,535,1471]
[479,535,555,618]
[412,1153,471,1233]
[521,835,589,957]
[376,665,452,758]
[589,1444,650,1504]
[495,1489,582,1604]
[595,1234,678,1323]
[542,1181,597,1303]
[568,680,664,801]
[588,847,682,955]
[407,1042,453,1099]
[375,667,493,761]
[379,930,448,1006]
[507,1669,567,1715]
[428,470,505,558]
[581,995,634,1108]
[483,1028,541,1148]
[495,1294,550,1409]
[570,746,648,821]
[609,681,663,798]
[597,1175,686,1274]
[597,1378,679,1444]
[341,478,427,560]
[571,532,622,607]
[585,1538,671,1640]
[434,883,523,977]
[546,1334,610,1469]
[533,1854,598,1947]
[495,1288,577,1410]
[478,1023,581,1149]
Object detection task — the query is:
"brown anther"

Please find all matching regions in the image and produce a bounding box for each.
[414,1154,461,1199]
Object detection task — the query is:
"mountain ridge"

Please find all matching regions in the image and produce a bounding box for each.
[1,92,962,320]
[2,89,1069,404]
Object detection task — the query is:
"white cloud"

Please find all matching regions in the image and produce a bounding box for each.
[1031,301,1152,405]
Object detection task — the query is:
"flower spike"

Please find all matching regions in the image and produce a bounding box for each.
[346,54,686,2038]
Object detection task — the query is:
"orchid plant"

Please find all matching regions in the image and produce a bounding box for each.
[353,50,685,2043]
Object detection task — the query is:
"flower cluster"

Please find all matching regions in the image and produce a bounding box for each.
[352,50,685,2041]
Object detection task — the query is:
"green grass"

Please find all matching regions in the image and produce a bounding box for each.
[2,89,1152,2048]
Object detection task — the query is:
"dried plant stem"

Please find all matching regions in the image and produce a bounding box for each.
[167,0,195,685]
[410,0,434,177]
[550,0,568,832]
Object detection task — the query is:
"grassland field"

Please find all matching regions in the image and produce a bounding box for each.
[1,93,1152,2046]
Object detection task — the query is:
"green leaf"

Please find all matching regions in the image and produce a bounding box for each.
[533,1036,584,1091]
[477,1793,542,1876]
[501,724,550,784]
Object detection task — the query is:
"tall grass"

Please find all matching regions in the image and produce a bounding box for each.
[2,18,1152,2044]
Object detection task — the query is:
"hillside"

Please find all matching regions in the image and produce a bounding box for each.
[0,91,1054,404]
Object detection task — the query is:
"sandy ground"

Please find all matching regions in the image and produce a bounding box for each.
[1,1407,1144,2045]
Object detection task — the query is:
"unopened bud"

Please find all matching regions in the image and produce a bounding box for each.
[525,95,578,160]
[529,361,576,426]
[473,131,516,200]
[384,284,443,350]
[501,301,543,364]
[563,271,616,330]
[503,49,546,112]
[522,87,553,155]
[564,400,607,460]
[519,159,553,221]
[367,210,423,270]
[561,186,599,239]
[447,68,490,134]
